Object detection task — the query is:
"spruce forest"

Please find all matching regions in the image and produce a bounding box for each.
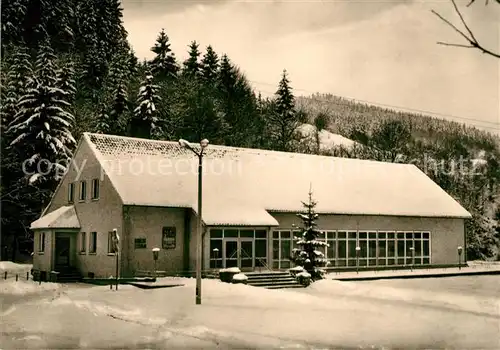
[1,0,499,261]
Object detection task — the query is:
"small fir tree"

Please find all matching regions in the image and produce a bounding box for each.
[150,28,178,79]
[290,189,329,280]
[182,40,201,79]
[200,45,219,83]
[132,70,162,139]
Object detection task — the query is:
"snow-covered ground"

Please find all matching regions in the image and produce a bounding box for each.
[298,123,357,150]
[1,276,499,349]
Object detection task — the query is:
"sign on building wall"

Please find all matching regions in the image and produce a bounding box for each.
[162,227,176,249]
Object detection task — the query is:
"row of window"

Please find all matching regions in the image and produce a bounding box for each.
[68,179,100,203]
[273,230,432,269]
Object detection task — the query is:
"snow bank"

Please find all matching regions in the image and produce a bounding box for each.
[232,273,248,281]
[219,267,241,273]
[309,279,500,318]
[0,280,62,295]
[0,261,32,272]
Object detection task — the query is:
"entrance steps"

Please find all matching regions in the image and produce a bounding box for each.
[245,271,304,289]
[53,266,82,283]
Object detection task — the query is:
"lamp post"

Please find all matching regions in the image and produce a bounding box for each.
[179,138,209,305]
[457,246,463,270]
[112,228,120,291]
[213,248,219,270]
[355,246,361,274]
[409,246,414,272]
[152,248,160,279]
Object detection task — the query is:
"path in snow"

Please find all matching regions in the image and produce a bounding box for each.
[1,278,499,349]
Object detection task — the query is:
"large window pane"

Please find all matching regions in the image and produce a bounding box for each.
[210,229,223,238]
[378,240,386,258]
[255,230,267,239]
[397,240,405,258]
[338,241,346,258]
[210,240,223,259]
[327,241,336,259]
[240,230,254,238]
[368,240,376,258]
[281,240,291,260]
[406,239,414,256]
[415,240,422,257]
[423,240,429,256]
[225,229,238,238]
[273,240,279,259]
[387,241,395,257]
[359,240,368,258]
[255,240,267,258]
[348,240,357,258]
[281,231,291,239]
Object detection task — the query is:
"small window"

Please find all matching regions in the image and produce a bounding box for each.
[39,232,45,253]
[80,232,86,253]
[79,181,87,201]
[134,238,147,249]
[68,183,74,203]
[162,227,176,249]
[91,179,100,200]
[89,232,97,253]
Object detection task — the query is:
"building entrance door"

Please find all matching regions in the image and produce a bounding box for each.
[55,236,70,267]
[223,238,254,271]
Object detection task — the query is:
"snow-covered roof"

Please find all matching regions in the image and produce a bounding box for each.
[83,133,472,223]
[30,206,80,230]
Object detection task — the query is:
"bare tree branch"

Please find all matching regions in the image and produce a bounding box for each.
[432,0,500,59]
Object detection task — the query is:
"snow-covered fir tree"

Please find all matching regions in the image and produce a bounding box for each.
[56,58,76,103]
[290,189,329,280]
[267,69,301,151]
[150,28,178,79]
[94,103,112,134]
[201,45,219,83]
[182,40,201,78]
[133,70,162,139]
[7,41,76,186]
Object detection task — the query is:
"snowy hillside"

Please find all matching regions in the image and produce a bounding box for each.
[297,123,357,151]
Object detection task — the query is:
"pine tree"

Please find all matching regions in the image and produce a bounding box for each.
[200,45,219,83]
[132,70,162,139]
[1,0,28,49]
[7,42,76,186]
[56,58,76,103]
[267,69,300,151]
[182,41,201,78]
[290,189,329,280]
[149,29,179,79]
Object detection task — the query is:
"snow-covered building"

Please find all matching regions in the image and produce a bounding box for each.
[30,133,471,279]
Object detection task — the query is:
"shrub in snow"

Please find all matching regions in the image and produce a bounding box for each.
[296,271,312,287]
[232,273,248,285]
[288,266,304,277]
[290,189,329,281]
[219,267,241,283]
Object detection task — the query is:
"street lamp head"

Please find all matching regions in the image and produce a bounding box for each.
[458,246,463,253]
[200,139,209,148]
[355,246,361,251]
[178,139,190,148]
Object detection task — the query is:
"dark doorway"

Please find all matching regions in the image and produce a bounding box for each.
[55,236,71,267]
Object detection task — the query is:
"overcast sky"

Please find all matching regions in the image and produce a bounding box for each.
[122,0,500,134]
